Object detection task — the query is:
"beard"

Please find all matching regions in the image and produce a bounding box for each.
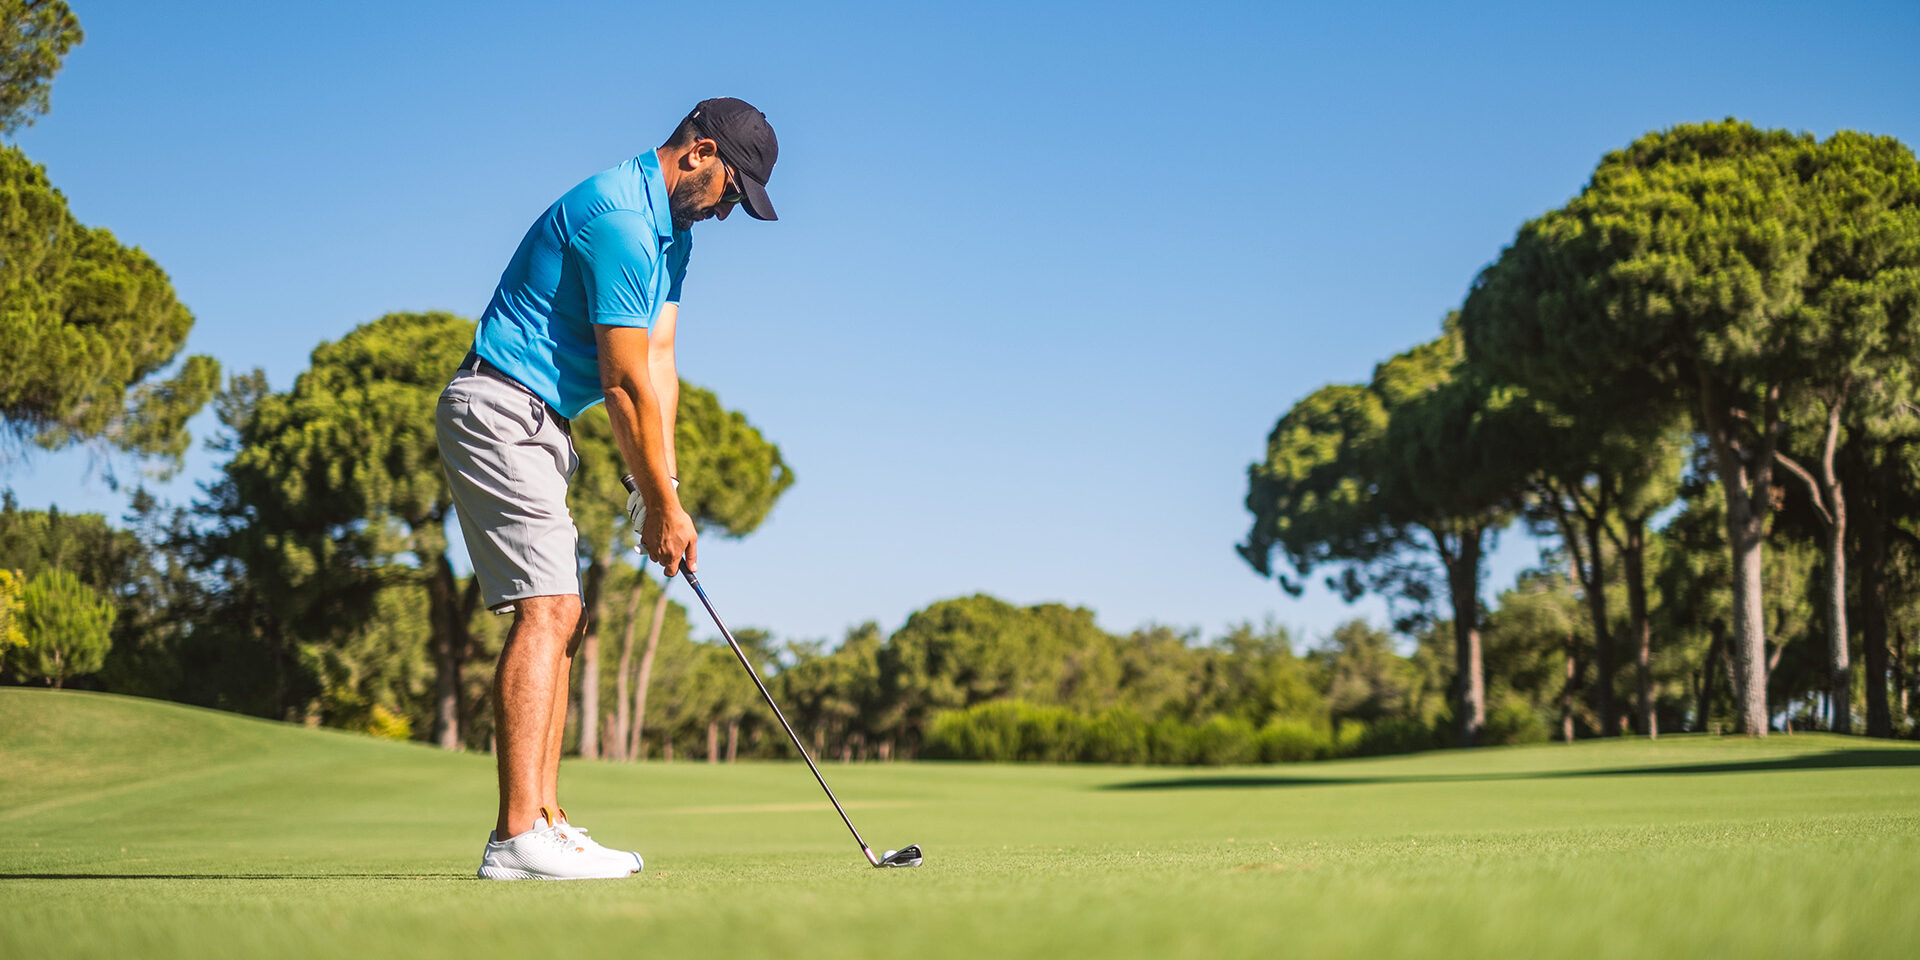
[669,164,721,230]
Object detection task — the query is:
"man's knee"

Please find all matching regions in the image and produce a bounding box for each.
[509,595,584,650]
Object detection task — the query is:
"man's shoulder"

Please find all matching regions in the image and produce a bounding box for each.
[553,159,654,228]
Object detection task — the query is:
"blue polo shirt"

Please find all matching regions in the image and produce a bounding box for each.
[472,150,691,419]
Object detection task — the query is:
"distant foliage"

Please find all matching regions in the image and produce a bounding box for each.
[0,568,23,668]
[924,701,1363,765]
[16,567,112,686]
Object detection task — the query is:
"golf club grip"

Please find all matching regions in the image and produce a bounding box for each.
[680,570,879,864]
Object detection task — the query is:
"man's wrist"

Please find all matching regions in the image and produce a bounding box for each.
[640,474,679,509]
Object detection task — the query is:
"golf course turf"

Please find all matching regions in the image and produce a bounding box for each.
[3,689,1917,959]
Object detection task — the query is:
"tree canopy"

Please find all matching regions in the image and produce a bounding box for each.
[0,147,219,471]
[0,1,80,136]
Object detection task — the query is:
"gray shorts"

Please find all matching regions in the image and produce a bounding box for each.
[435,367,581,612]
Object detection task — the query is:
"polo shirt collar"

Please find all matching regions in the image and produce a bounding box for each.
[638,150,676,241]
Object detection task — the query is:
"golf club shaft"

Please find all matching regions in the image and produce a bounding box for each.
[680,569,881,867]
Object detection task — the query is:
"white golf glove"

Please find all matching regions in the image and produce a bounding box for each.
[625,475,678,543]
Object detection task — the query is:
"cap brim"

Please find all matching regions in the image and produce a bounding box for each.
[740,175,777,221]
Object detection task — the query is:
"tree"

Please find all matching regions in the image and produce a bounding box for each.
[0,568,23,671]
[778,622,884,761]
[0,1,80,136]
[16,566,112,686]
[1241,325,1526,746]
[1316,619,1415,732]
[876,594,1118,755]
[1461,121,1831,734]
[214,312,476,746]
[1766,132,1920,734]
[0,494,189,698]
[1466,122,1920,735]
[0,146,219,472]
[1482,567,1587,741]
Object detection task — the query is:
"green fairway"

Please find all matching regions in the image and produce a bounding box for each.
[2,689,1916,959]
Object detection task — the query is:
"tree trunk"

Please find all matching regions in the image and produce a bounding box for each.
[1560,632,1576,743]
[1825,518,1851,734]
[629,582,672,761]
[1715,628,1741,732]
[576,548,612,758]
[1553,481,1615,736]
[1858,518,1893,737]
[1776,396,1852,734]
[1436,524,1487,747]
[1820,510,1847,734]
[428,552,475,751]
[1895,628,1909,724]
[610,577,644,760]
[1698,619,1725,733]
[706,720,720,762]
[1621,516,1655,738]
[1584,480,1617,736]
[725,719,739,762]
[1701,379,1777,737]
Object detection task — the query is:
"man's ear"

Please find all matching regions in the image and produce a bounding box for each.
[679,138,718,170]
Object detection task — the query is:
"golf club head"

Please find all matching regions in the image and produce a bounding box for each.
[876,844,923,868]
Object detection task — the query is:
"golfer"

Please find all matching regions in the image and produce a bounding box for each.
[435,98,778,880]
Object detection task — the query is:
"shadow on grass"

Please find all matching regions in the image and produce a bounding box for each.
[1102,748,1920,791]
[0,873,446,880]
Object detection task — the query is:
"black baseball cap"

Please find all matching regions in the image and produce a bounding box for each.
[685,97,778,221]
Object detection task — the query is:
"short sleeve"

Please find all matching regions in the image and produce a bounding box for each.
[572,210,664,328]
[664,230,692,304]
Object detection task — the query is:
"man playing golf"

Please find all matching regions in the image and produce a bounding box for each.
[435,97,778,880]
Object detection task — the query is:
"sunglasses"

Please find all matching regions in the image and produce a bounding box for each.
[718,156,748,206]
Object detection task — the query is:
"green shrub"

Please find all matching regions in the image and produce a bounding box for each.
[928,701,1438,765]
[1078,707,1150,763]
[1146,717,1200,764]
[1349,717,1442,757]
[1484,696,1550,746]
[1258,718,1333,762]
[1191,715,1259,765]
[926,701,1028,761]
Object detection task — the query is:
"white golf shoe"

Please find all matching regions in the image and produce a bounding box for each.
[552,807,644,874]
[476,807,638,880]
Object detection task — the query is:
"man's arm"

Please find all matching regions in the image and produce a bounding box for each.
[596,316,697,574]
[648,304,681,479]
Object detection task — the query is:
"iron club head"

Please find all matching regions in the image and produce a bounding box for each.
[876,844,923,868]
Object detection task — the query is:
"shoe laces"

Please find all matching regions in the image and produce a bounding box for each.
[535,806,588,854]
[550,807,604,851]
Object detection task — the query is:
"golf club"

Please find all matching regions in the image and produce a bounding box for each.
[680,568,923,869]
[623,477,920,869]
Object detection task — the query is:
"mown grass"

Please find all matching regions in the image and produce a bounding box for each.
[2,689,1917,959]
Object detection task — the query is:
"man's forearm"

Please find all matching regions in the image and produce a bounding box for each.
[649,350,679,482]
[603,370,676,508]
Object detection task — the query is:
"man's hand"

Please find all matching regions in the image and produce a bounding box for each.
[642,499,699,577]
[624,476,697,576]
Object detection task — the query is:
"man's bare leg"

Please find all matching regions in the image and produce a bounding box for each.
[493,595,581,839]
[538,612,584,814]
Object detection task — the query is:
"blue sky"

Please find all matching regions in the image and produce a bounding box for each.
[7,0,1918,648]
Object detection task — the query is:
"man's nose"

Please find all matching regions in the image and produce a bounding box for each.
[716,202,734,221]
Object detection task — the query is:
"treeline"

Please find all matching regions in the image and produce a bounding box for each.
[1241,120,1920,745]
[6,11,1919,762]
